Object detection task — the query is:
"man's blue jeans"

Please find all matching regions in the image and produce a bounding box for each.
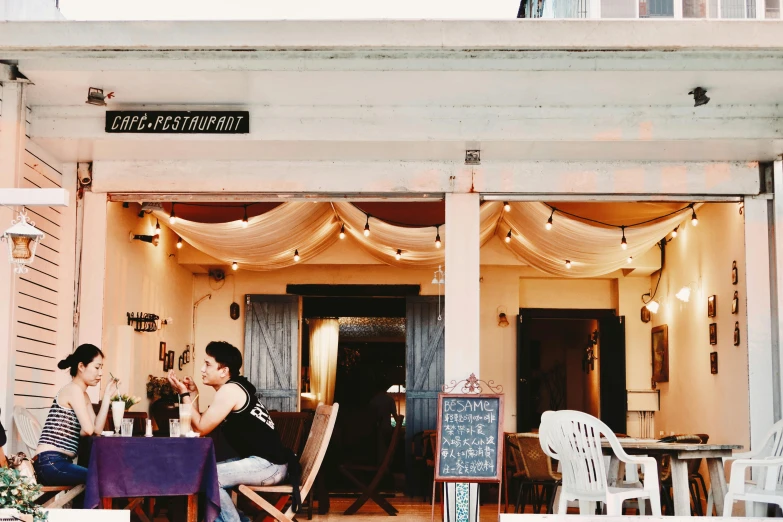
[216,457,288,522]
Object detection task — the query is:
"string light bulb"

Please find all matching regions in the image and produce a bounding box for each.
[176,237,182,249]
[621,227,628,250]
[545,208,555,230]
[395,249,402,261]
[364,215,370,237]
[671,227,679,238]
[231,261,238,271]
[504,202,511,212]
[241,206,249,228]
[505,229,512,243]
[294,249,300,262]
[627,256,633,264]
[435,226,441,249]
[155,219,161,232]
[169,204,177,225]
[691,207,699,226]
[565,260,572,269]
[339,223,346,240]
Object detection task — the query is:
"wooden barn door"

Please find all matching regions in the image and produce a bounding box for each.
[405,296,445,493]
[244,295,301,412]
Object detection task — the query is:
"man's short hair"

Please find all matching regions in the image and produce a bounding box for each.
[205,341,242,378]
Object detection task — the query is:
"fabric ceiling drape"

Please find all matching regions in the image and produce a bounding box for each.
[308,318,339,405]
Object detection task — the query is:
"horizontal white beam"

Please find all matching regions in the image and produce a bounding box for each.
[29,105,783,144]
[0,188,70,206]
[2,20,783,52]
[91,160,760,196]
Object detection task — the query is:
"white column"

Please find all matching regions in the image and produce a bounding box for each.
[0,82,25,434]
[444,193,481,382]
[744,196,776,450]
[77,191,108,403]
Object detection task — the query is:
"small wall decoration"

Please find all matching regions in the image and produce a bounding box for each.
[734,322,741,346]
[732,261,739,285]
[167,350,175,372]
[178,353,184,371]
[159,341,167,361]
[640,306,651,324]
[184,348,190,363]
[651,325,669,383]
[709,323,718,345]
[710,352,718,374]
[732,291,739,314]
[162,352,170,372]
[707,295,717,318]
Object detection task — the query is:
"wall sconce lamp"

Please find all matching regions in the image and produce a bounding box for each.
[129,231,160,246]
[497,306,510,328]
[86,87,114,106]
[2,210,45,274]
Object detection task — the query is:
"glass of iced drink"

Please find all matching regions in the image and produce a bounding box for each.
[179,403,192,436]
[111,401,125,436]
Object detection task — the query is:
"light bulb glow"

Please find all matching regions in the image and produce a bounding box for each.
[675,286,691,302]
[231,261,238,271]
[241,206,249,228]
[646,300,660,314]
[435,234,441,248]
[503,202,511,212]
[294,249,300,262]
[545,217,553,230]
[565,260,572,269]
[176,237,182,249]
[691,210,698,226]
[395,249,402,260]
[671,227,678,238]
[155,219,160,232]
[339,224,345,239]
[621,231,628,250]
[627,256,633,264]
[364,216,370,237]
[505,230,512,243]
[169,205,177,225]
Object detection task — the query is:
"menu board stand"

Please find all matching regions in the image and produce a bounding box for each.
[431,374,504,522]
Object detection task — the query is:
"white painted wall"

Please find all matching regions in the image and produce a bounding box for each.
[519,278,617,310]
[0,0,63,20]
[651,203,750,447]
[101,202,194,414]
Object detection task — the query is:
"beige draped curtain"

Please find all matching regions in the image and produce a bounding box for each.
[308,318,339,405]
[156,201,695,277]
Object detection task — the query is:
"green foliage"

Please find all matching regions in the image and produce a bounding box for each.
[146,374,176,401]
[0,467,47,521]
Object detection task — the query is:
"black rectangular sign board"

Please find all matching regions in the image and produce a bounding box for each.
[105,111,250,134]
[434,393,504,482]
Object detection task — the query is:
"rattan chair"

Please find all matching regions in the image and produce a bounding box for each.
[512,433,561,513]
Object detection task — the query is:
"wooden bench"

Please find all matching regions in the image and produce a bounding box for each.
[0,445,85,509]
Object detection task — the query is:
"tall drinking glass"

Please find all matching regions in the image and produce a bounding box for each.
[179,403,192,436]
[121,419,133,437]
[111,401,125,436]
[169,419,180,438]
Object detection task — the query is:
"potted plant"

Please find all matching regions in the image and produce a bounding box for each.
[147,375,178,434]
[0,467,47,521]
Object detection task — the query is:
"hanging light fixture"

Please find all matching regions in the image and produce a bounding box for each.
[155,219,161,232]
[241,206,249,228]
[1,210,45,274]
[231,261,238,271]
[294,249,300,262]
[565,260,572,269]
[676,286,691,302]
[339,223,346,240]
[503,202,511,212]
[545,208,555,230]
[671,226,679,238]
[169,204,177,225]
[176,237,183,249]
[395,249,402,261]
[691,206,698,226]
[364,215,370,237]
[621,227,628,250]
[627,256,633,264]
[505,229,512,243]
[435,226,441,249]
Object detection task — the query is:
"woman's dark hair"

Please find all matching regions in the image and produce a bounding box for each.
[58,343,104,377]
[205,341,242,378]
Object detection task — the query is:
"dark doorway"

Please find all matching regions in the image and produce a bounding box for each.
[517,308,626,434]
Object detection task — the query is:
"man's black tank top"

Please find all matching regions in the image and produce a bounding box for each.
[220,378,287,464]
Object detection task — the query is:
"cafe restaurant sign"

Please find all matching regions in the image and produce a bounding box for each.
[105,111,250,134]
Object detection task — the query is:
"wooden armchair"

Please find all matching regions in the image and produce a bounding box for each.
[270,411,314,455]
[237,403,339,522]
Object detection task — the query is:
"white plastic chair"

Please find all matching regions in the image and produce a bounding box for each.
[722,418,783,517]
[13,406,42,456]
[539,410,662,516]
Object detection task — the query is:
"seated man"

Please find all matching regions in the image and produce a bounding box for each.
[168,341,291,522]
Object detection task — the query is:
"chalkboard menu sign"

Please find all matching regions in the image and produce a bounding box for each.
[434,393,504,482]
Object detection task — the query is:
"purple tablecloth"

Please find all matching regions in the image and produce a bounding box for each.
[84,437,221,522]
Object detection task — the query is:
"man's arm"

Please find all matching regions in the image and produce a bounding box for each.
[184,384,242,435]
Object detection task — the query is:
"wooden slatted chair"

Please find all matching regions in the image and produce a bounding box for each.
[11,406,85,509]
[237,403,339,522]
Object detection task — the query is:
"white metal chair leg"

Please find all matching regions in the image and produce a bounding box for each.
[707,488,714,516]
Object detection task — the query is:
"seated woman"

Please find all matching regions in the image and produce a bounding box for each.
[33,343,117,486]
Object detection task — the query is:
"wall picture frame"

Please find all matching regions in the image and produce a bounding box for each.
[707,295,717,318]
[159,341,167,361]
[710,352,718,374]
[732,261,739,285]
[167,350,174,372]
[162,353,169,372]
[734,322,741,346]
[732,291,739,315]
[178,354,184,371]
[709,323,718,345]
[651,325,669,383]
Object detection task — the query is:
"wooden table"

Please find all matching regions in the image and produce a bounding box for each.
[604,440,742,516]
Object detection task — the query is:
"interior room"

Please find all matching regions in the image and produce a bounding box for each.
[95,197,750,501]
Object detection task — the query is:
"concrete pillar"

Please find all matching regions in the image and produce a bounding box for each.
[0,82,25,435]
[444,193,481,382]
[744,196,776,449]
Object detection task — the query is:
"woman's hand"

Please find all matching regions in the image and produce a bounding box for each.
[182,377,198,393]
[167,370,189,395]
[103,378,118,401]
